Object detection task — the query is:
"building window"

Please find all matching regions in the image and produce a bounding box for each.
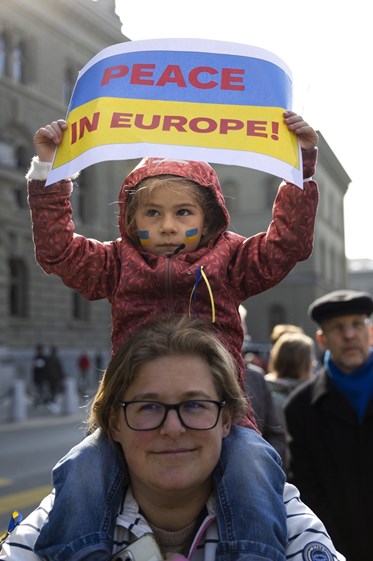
[71,169,94,224]
[14,181,28,208]
[0,140,17,167]
[0,137,31,170]
[72,291,90,321]
[0,126,32,207]
[11,41,26,83]
[0,35,6,76]
[0,29,30,84]
[8,257,28,317]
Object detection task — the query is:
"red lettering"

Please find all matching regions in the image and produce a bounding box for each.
[134,114,161,129]
[130,64,155,85]
[189,117,217,133]
[189,67,218,89]
[101,65,129,86]
[246,120,268,137]
[156,65,187,87]
[111,113,132,128]
[101,63,245,91]
[221,68,245,91]
[220,119,244,134]
[71,121,77,144]
[162,116,188,131]
[107,112,277,142]
[79,113,100,136]
[271,121,279,140]
[71,113,100,144]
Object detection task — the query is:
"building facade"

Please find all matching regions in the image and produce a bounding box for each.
[349,259,373,295]
[215,133,351,340]
[0,0,135,390]
[0,0,351,397]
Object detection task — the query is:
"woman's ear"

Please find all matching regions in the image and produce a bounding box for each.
[109,411,122,442]
[316,329,327,352]
[221,410,232,438]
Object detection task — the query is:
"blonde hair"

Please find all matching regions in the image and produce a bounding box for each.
[268,332,315,380]
[270,323,304,345]
[124,176,225,247]
[87,315,248,437]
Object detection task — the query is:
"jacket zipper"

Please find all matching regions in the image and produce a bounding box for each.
[164,257,174,311]
[188,514,216,559]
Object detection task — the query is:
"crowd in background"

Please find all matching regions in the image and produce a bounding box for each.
[30,346,104,412]
[241,289,373,561]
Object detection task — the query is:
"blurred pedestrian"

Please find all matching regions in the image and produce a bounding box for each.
[77,352,90,394]
[265,332,315,474]
[244,360,288,464]
[240,306,287,462]
[45,346,65,411]
[265,332,315,427]
[270,323,304,345]
[285,289,373,561]
[31,344,48,405]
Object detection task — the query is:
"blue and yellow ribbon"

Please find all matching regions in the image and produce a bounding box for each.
[189,266,216,323]
[0,511,22,545]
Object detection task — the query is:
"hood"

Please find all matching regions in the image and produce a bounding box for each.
[118,157,230,241]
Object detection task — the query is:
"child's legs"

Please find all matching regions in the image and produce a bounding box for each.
[213,425,286,558]
[35,429,126,560]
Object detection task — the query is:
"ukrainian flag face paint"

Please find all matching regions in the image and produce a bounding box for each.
[134,184,206,256]
[184,228,200,246]
[138,230,151,247]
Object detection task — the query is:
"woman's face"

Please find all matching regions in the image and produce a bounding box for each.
[111,354,231,502]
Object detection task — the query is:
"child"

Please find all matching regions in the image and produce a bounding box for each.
[26,111,319,561]
[27,112,318,386]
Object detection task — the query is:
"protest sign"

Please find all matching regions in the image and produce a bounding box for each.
[47,38,302,187]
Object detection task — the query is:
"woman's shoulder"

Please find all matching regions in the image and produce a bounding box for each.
[0,492,54,560]
[284,483,345,560]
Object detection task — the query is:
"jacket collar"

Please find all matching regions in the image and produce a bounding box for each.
[310,369,330,405]
[116,488,216,536]
[310,367,373,421]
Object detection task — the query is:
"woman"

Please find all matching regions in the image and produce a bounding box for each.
[0,316,344,561]
[265,332,316,426]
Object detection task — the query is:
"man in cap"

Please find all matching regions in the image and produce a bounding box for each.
[284,289,373,561]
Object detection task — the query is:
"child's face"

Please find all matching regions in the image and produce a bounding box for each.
[134,184,207,256]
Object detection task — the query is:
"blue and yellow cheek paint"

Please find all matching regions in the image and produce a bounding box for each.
[138,230,151,247]
[138,228,200,250]
[184,228,200,247]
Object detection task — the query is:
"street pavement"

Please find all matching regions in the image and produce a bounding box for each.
[0,394,91,534]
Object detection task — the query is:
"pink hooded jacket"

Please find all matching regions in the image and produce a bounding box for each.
[27,151,318,411]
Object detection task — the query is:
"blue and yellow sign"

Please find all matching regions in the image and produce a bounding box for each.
[47,39,302,188]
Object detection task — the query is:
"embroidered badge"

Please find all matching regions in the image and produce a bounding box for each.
[303,541,334,561]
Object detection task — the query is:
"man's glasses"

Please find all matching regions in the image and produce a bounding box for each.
[120,399,225,431]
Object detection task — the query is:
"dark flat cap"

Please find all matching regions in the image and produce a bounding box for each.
[308,289,373,324]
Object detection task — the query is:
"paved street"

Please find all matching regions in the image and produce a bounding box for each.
[0,411,87,533]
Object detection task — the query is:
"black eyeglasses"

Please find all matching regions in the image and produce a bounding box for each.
[120,399,225,431]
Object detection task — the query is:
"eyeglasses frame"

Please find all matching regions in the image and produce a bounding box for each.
[119,399,226,431]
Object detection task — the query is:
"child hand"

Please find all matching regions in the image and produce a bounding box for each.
[283,111,319,151]
[33,119,68,163]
